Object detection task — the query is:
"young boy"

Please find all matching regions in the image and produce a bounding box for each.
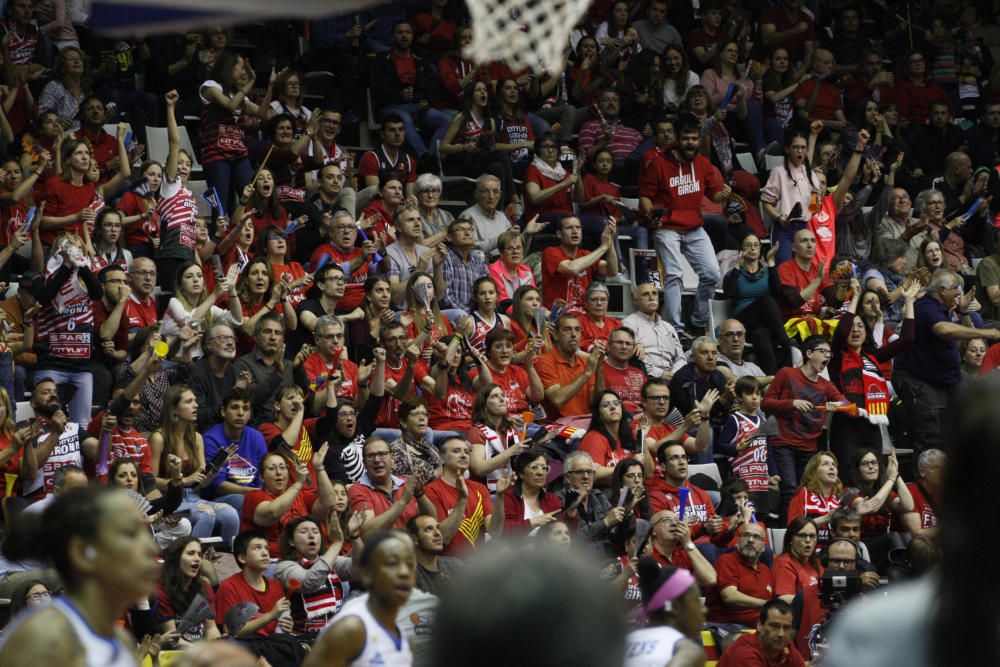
[215,530,291,637]
[203,387,269,503]
[716,376,780,514]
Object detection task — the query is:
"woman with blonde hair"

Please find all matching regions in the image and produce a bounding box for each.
[787,451,844,545]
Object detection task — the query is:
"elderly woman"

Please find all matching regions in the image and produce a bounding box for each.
[862,237,912,330]
[577,282,621,352]
[503,450,563,534]
[415,172,453,248]
[488,229,534,303]
[912,189,968,272]
[389,397,441,481]
[38,46,93,130]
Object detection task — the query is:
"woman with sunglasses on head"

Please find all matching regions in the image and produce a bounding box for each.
[502,449,562,535]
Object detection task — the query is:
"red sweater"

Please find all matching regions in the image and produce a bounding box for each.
[762,367,845,451]
[639,149,724,231]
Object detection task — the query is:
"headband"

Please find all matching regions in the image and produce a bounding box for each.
[630,568,697,623]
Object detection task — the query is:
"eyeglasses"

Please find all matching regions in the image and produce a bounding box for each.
[623,472,643,481]
[131,270,156,277]
[334,225,356,231]
[644,395,670,402]
[722,331,745,338]
[207,335,237,343]
[26,591,51,601]
[364,451,391,461]
[263,464,288,472]
[794,533,818,542]
[859,460,879,467]
[808,348,832,356]
[527,464,551,473]
[926,200,945,206]
[566,469,594,476]
[829,558,856,567]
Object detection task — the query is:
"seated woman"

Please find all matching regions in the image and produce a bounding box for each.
[458,276,512,355]
[495,77,536,180]
[252,114,314,218]
[575,147,649,252]
[862,237,911,331]
[236,256,296,353]
[389,397,441,481]
[417,334,492,436]
[108,457,190,549]
[578,390,641,485]
[722,233,789,373]
[843,448,914,570]
[240,448,335,558]
[772,516,822,603]
[469,383,529,492]
[438,80,515,209]
[414,172,453,248]
[234,167,292,237]
[576,283,621,352]
[155,537,221,646]
[162,261,243,359]
[787,452,844,546]
[508,285,552,360]
[259,224,311,308]
[488,230,535,304]
[272,514,363,637]
[961,337,988,379]
[524,132,602,238]
[400,271,452,358]
[502,450,563,534]
[483,327,543,423]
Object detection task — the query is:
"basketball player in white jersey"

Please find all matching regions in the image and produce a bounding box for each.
[304,531,416,667]
[624,557,707,667]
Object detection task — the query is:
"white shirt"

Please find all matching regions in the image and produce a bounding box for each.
[622,311,686,379]
[624,625,686,667]
[460,204,512,258]
[330,595,413,667]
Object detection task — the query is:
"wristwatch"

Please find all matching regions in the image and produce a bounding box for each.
[684,542,696,552]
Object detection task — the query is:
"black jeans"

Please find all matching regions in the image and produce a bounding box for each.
[893,368,957,476]
[736,295,791,374]
[773,446,817,523]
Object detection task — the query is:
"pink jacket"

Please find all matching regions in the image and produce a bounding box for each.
[488,258,535,301]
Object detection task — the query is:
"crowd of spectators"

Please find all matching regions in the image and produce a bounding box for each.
[1,0,999,663]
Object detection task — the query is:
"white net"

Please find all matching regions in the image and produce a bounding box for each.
[463,0,595,74]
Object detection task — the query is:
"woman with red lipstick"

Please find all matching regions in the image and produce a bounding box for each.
[0,486,162,666]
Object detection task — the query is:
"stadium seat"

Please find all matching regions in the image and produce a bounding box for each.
[689,463,722,489]
[768,528,787,555]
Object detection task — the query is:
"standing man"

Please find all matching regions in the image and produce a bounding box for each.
[541,215,618,310]
[622,283,685,379]
[893,270,1000,461]
[631,0,683,53]
[534,313,603,418]
[639,115,731,338]
[424,437,507,557]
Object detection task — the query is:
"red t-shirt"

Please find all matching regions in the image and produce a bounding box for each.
[762,367,845,452]
[524,163,573,219]
[215,572,285,636]
[580,174,619,218]
[771,552,822,598]
[241,487,319,557]
[39,178,102,244]
[390,52,417,86]
[85,412,152,481]
[414,362,475,431]
[706,551,774,626]
[348,477,420,528]
[378,358,413,428]
[808,195,838,269]
[786,486,841,544]
[902,481,937,530]
[645,478,717,539]
[424,476,492,557]
[718,631,807,667]
[542,245,598,309]
[578,313,621,352]
[92,299,130,355]
[777,259,826,319]
[793,80,843,121]
[599,360,647,413]
[488,362,531,415]
[578,431,632,472]
[302,352,359,404]
[309,244,367,310]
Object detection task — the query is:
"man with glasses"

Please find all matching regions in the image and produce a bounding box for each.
[597,327,648,414]
[646,508,717,588]
[301,316,364,412]
[763,334,847,509]
[633,379,703,462]
[873,159,927,268]
[893,270,1000,463]
[827,508,880,590]
[125,257,158,336]
[706,522,773,626]
[191,322,245,430]
[348,436,456,536]
[93,266,132,371]
[299,162,354,263]
[298,263,346,336]
[441,217,489,320]
[717,319,770,385]
[558,451,624,547]
[308,210,378,312]
[425,437,508,557]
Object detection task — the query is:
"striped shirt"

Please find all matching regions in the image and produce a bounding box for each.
[441,247,488,311]
[157,176,198,261]
[199,80,248,164]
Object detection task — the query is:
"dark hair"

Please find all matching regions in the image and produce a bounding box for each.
[471,383,512,432]
[399,396,430,425]
[106,458,140,488]
[381,114,406,131]
[208,50,243,93]
[485,326,516,351]
[734,376,761,397]
[533,132,559,154]
[786,516,821,568]
[221,386,254,408]
[675,112,701,137]
[315,261,344,284]
[9,579,53,617]
[254,309,284,338]
[359,531,407,569]
[98,263,126,283]
[829,506,861,531]
[717,477,750,517]
[610,458,648,516]
[511,448,549,476]
[637,557,684,623]
[2,486,117,589]
[279,515,323,561]
[590,390,638,454]
[802,334,831,353]
[641,377,671,400]
[161,537,204,616]
[233,530,269,568]
[782,131,817,189]
[845,448,886,497]
[872,236,909,267]
[759,598,794,624]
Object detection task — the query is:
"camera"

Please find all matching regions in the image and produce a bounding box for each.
[819,570,862,609]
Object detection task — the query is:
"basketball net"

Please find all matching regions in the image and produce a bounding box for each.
[463,0,595,74]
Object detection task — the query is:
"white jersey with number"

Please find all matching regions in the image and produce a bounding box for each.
[624,626,686,667]
[333,595,413,667]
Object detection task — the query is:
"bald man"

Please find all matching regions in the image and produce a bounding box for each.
[794,48,848,130]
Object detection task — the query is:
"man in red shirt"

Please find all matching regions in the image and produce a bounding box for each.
[215,531,290,637]
[424,437,509,557]
[706,522,773,626]
[308,210,377,310]
[348,436,437,533]
[647,509,717,588]
[301,315,363,411]
[794,49,848,131]
[646,443,722,544]
[777,229,838,320]
[597,326,648,413]
[718,599,806,667]
[92,265,131,366]
[125,257,158,337]
[541,215,618,309]
[900,448,943,537]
